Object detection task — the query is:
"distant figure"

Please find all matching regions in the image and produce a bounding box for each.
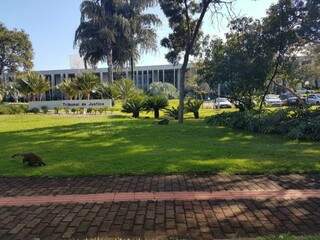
[12,153,46,167]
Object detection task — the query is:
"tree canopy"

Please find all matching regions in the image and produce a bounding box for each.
[0,23,33,76]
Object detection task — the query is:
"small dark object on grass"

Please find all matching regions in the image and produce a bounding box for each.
[158,119,169,125]
[12,153,46,167]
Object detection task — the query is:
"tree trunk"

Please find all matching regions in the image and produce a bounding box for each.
[154,109,160,119]
[178,1,210,124]
[179,58,189,124]
[133,111,139,118]
[130,55,134,81]
[87,93,90,100]
[194,111,199,119]
[259,56,281,113]
[107,50,113,83]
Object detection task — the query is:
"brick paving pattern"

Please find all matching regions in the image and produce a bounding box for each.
[0,174,319,197]
[1,199,320,239]
[0,174,320,239]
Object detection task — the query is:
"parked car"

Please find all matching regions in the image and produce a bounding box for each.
[265,94,285,107]
[214,98,232,108]
[280,93,299,106]
[306,94,320,105]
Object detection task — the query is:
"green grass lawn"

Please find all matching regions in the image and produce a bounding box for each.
[0,108,319,176]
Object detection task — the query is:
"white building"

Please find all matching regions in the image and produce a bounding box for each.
[36,64,194,100]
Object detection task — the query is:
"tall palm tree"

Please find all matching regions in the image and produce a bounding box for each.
[75,72,100,100]
[57,79,78,100]
[74,0,128,82]
[123,0,161,80]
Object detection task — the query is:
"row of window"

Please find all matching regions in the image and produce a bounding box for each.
[43,69,182,90]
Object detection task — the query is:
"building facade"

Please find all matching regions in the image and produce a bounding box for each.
[36,64,193,100]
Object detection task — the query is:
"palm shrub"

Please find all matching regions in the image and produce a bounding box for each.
[144,95,168,119]
[122,95,145,118]
[57,79,78,100]
[185,99,204,119]
[75,73,100,100]
[165,106,180,120]
[15,72,50,101]
[111,78,137,102]
[41,106,49,114]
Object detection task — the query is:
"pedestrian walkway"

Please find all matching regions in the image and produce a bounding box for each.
[0,174,320,239]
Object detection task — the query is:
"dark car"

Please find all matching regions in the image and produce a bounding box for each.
[280,94,299,106]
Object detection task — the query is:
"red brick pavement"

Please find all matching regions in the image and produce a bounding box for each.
[1,199,320,239]
[0,190,320,207]
[0,175,320,239]
[0,174,319,197]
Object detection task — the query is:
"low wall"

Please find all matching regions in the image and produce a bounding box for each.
[29,99,112,110]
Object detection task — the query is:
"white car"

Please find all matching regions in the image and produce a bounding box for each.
[306,94,320,105]
[265,94,285,107]
[214,98,232,108]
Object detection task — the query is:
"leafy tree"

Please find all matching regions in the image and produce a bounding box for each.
[0,23,33,76]
[186,73,211,99]
[122,94,145,118]
[15,72,50,101]
[57,79,78,100]
[74,0,129,82]
[185,98,203,119]
[159,0,234,123]
[148,82,178,99]
[200,18,273,111]
[144,95,169,118]
[259,0,320,110]
[111,78,138,102]
[298,44,320,88]
[75,72,100,100]
[123,0,161,80]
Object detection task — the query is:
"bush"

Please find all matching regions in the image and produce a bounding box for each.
[206,107,320,141]
[0,104,28,114]
[29,107,40,114]
[54,107,60,114]
[122,95,145,118]
[41,106,49,114]
[164,106,180,120]
[185,99,204,119]
[148,82,178,99]
[144,95,169,119]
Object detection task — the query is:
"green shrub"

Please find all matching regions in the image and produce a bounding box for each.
[164,106,180,120]
[0,104,28,114]
[122,95,145,118]
[185,99,204,119]
[144,95,169,119]
[64,108,70,114]
[54,107,60,114]
[41,106,49,114]
[206,107,320,141]
[86,108,93,114]
[29,107,40,114]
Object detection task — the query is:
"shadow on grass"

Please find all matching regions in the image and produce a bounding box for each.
[0,118,319,176]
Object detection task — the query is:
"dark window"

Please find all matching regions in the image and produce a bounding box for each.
[164,69,174,85]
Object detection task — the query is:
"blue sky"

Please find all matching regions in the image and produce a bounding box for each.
[0,0,277,70]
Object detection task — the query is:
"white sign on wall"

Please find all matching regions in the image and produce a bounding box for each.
[29,99,112,110]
